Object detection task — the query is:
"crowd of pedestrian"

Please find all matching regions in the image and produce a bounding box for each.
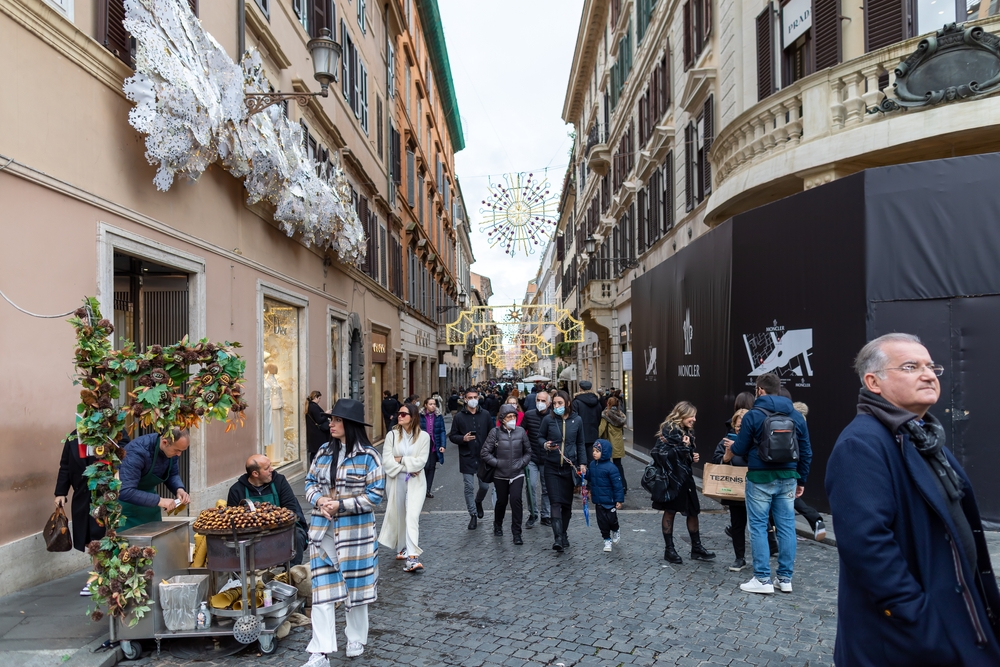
[52,333,1000,665]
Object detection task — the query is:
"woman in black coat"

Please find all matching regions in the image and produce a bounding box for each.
[712,408,749,572]
[652,401,715,564]
[55,430,129,595]
[305,391,331,464]
[537,390,586,551]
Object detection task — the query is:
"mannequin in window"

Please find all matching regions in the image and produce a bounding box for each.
[264,363,285,460]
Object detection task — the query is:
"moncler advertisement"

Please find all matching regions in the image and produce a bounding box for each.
[632,153,1000,519]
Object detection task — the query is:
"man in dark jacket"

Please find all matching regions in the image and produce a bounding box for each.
[571,381,602,446]
[118,430,190,530]
[522,391,552,528]
[827,333,1000,666]
[482,391,501,420]
[381,391,400,433]
[227,454,308,565]
[449,388,494,530]
[730,373,812,595]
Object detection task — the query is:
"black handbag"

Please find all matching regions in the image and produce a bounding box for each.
[641,463,676,503]
[478,429,497,483]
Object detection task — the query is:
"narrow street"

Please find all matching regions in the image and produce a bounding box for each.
[128,416,840,667]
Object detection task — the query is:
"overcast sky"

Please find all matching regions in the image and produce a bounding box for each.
[437,0,584,307]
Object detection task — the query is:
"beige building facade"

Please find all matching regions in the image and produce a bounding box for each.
[546,0,1000,422]
[0,0,474,595]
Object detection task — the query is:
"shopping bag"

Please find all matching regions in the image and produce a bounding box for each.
[44,505,73,552]
[701,463,747,501]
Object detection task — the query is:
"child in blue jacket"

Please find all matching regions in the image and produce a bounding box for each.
[589,439,624,552]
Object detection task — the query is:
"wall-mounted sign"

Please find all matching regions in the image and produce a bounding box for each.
[782,0,812,47]
[371,332,388,363]
[439,363,448,378]
[622,351,633,371]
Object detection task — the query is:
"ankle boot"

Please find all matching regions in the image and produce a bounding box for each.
[690,531,716,561]
[662,533,683,564]
[551,517,564,551]
[560,530,570,548]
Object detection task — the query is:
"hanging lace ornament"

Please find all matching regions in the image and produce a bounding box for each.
[122,0,366,266]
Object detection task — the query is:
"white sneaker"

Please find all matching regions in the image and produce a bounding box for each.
[777,578,793,593]
[740,577,775,594]
[611,530,621,544]
[813,519,827,542]
[80,584,92,597]
[603,539,612,552]
[302,653,329,667]
[346,641,364,657]
[395,548,407,560]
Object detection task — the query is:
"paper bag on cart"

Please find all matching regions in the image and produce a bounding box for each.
[701,463,747,501]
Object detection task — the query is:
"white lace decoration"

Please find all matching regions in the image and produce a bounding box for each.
[122,0,366,265]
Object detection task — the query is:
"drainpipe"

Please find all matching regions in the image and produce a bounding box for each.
[237,0,245,62]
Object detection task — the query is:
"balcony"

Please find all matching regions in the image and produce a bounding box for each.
[580,279,616,335]
[706,16,1000,225]
[585,123,611,176]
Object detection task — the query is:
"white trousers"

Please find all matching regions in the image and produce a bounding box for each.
[306,602,369,654]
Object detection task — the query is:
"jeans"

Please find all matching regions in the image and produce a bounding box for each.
[745,477,797,582]
[526,462,550,519]
[463,473,489,516]
[493,476,525,534]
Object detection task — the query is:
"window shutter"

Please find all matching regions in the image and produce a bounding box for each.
[663,152,675,233]
[188,0,199,16]
[702,95,714,196]
[703,0,712,40]
[406,150,415,205]
[637,189,647,252]
[311,0,329,37]
[556,236,565,261]
[341,20,350,99]
[392,126,402,186]
[756,8,774,101]
[683,2,693,69]
[814,0,841,69]
[865,0,906,51]
[100,0,133,68]
[685,124,694,212]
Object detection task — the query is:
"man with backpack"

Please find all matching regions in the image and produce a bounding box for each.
[730,373,812,595]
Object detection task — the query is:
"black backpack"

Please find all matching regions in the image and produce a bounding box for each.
[755,408,799,463]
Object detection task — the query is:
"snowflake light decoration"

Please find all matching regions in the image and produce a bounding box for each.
[479,172,558,257]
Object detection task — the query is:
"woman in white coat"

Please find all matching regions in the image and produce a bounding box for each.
[378,402,430,572]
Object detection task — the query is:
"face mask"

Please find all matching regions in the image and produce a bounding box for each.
[536,402,548,412]
[504,419,516,430]
[466,399,478,409]
[553,406,565,416]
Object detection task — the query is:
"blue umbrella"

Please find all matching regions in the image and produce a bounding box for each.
[581,470,590,527]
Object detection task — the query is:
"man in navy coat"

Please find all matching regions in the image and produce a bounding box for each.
[827,333,1000,666]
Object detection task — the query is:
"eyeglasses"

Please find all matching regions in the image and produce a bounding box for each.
[880,364,945,377]
[397,411,411,418]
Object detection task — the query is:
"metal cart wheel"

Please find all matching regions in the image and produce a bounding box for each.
[258,634,275,654]
[121,640,142,661]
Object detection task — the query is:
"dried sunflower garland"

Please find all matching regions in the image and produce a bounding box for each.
[69,297,248,626]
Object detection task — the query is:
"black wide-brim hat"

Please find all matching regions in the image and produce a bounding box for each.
[330,398,372,427]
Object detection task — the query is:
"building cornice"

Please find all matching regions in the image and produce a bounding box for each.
[563,0,610,123]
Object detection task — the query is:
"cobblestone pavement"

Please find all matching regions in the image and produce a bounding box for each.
[130,441,839,666]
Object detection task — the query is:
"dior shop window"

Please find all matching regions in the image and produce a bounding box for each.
[263,298,301,467]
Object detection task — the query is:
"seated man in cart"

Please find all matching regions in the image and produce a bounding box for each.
[119,428,191,530]
[227,454,308,565]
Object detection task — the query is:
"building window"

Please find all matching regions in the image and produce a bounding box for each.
[330,316,342,402]
[684,95,713,211]
[637,0,658,43]
[609,17,633,110]
[377,97,384,160]
[407,149,415,205]
[683,0,711,70]
[294,0,309,33]
[262,297,302,467]
[253,0,269,18]
[358,0,367,33]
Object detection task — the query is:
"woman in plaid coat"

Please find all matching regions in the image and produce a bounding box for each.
[303,399,385,665]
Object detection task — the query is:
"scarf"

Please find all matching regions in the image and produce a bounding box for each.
[602,407,627,428]
[857,388,963,501]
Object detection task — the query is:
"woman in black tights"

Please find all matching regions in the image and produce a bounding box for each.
[651,401,716,564]
[537,390,587,551]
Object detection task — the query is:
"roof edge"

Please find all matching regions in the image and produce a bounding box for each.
[416,0,466,152]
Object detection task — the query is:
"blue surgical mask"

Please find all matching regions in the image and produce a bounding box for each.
[553,406,565,416]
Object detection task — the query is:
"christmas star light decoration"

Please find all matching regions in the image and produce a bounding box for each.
[479,172,558,257]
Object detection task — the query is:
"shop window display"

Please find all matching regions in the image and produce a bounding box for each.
[263,298,300,466]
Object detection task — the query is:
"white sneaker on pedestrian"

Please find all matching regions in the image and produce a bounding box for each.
[80,584,91,597]
[611,530,621,544]
[395,548,407,560]
[777,578,793,593]
[302,653,329,667]
[346,641,364,657]
[813,519,826,542]
[603,539,612,552]
[740,577,774,594]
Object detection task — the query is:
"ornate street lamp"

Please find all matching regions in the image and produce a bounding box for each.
[585,235,637,269]
[245,28,341,116]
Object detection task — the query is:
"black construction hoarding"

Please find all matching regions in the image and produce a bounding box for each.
[631,152,1000,520]
[631,225,731,452]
